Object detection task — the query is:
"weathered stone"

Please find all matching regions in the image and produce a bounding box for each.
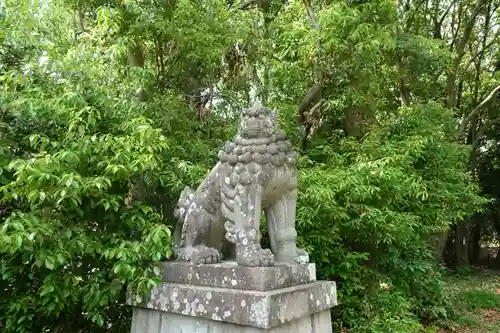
[228,154,238,165]
[224,142,236,153]
[128,102,338,333]
[234,146,243,155]
[128,281,337,330]
[218,151,228,162]
[230,173,239,186]
[242,146,254,154]
[172,102,308,267]
[256,145,267,154]
[160,261,317,291]
[131,308,332,333]
[239,152,253,164]
[247,162,261,174]
[239,171,252,184]
[266,143,279,155]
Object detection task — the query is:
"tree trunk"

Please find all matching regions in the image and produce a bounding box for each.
[444,227,456,266]
[455,220,469,267]
[430,231,449,263]
[492,218,500,269]
[432,1,486,264]
[446,57,461,109]
[467,221,481,265]
[126,42,148,202]
[298,0,322,152]
[396,55,410,107]
[455,115,478,267]
[446,0,485,109]
[493,251,500,269]
[127,42,147,102]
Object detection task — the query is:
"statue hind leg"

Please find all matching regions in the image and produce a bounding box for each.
[173,187,222,265]
[174,220,222,265]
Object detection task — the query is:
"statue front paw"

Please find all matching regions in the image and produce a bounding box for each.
[176,245,222,265]
[275,247,309,264]
[292,248,309,264]
[236,246,275,267]
[235,227,275,267]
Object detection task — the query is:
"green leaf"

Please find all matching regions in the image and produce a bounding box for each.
[56,253,65,265]
[45,256,55,270]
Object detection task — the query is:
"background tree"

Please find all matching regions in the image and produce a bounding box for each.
[0,0,498,332]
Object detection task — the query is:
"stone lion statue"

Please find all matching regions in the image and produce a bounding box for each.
[172,102,308,267]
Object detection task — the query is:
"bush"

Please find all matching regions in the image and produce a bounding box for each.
[0,6,173,331]
[0,1,488,332]
[297,102,484,331]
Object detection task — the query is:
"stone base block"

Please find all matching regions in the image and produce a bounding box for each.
[129,262,337,333]
[131,308,333,333]
[160,261,316,291]
[128,280,336,330]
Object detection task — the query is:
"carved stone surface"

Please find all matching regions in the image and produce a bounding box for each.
[160,261,317,291]
[128,281,337,329]
[172,102,308,267]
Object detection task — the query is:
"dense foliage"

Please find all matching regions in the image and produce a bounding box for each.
[0,0,498,332]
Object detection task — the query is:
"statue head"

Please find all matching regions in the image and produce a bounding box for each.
[238,102,277,138]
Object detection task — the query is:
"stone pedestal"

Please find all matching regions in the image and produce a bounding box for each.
[127,261,337,333]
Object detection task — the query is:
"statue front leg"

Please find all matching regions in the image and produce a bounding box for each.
[233,183,275,267]
[265,189,309,264]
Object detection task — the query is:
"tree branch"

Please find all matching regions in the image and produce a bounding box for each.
[438,1,456,26]
[447,0,489,108]
[403,0,426,28]
[459,84,500,135]
[465,30,500,70]
[297,0,324,151]
[303,0,320,28]
[298,82,322,116]
[449,3,462,50]
[456,0,487,54]
[298,0,323,116]
[473,118,500,150]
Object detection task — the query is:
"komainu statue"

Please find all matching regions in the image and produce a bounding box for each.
[172,102,309,267]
